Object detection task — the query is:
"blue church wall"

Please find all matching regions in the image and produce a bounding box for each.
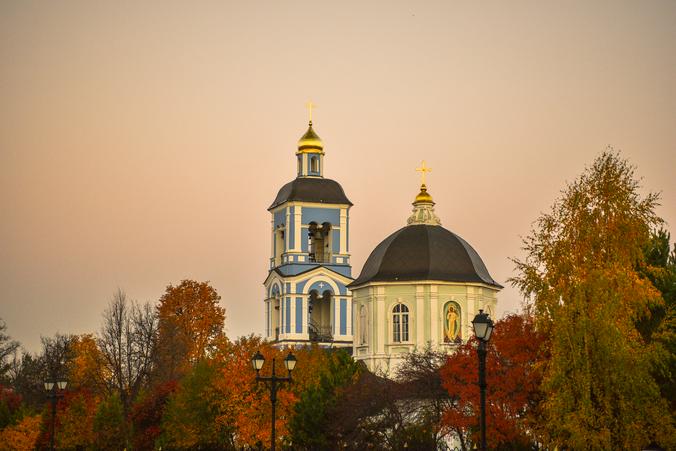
[332,230,340,253]
[301,207,340,227]
[307,280,334,295]
[300,226,308,252]
[285,297,291,333]
[285,283,291,293]
[340,299,347,335]
[295,297,302,333]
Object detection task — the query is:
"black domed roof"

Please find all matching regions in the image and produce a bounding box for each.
[269,177,352,210]
[350,224,502,288]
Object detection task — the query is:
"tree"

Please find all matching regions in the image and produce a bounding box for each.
[289,349,362,449]
[510,151,675,449]
[159,359,234,449]
[93,394,127,450]
[97,289,158,418]
[0,414,42,451]
[441,314,543,450]
[129,380,177,450]
[639,229,676,411]
[55,391,97,450]
[154,280,225,381]
[0,319,19,384]
[395,345,456,446]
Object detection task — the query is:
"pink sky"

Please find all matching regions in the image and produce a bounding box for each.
[2,1,675,352]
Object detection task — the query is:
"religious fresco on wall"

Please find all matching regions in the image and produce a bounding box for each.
[444,301,462,343]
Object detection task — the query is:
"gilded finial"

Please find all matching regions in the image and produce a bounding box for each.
[416,160,432,185]
[408,160,441,225]
[305,100,316,125]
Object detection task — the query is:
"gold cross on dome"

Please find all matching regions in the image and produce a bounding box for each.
[416,160,432,185]
[305,101,316,123]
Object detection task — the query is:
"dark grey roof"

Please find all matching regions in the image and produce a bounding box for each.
[269,177,352,210]
[349,224,502,288]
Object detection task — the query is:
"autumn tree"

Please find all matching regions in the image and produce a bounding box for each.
[0,414,42,451]
[441,314,543,450]
[154,280,225,381]
[98,289,158,419]
[510,151,675,449]
[54,391,97,450]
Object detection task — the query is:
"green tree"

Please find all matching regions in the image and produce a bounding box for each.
[288,349,362,449]
[93,394,127,450]
[639,229,676,411]
[510,151,674,449]
[159,359,234,449]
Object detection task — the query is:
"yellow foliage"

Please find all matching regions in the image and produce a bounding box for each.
[0,415,42,451]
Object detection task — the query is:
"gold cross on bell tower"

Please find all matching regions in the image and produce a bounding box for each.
[416,160,432,185]
[305,100,316,124]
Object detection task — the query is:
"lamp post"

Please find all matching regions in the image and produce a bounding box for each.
[472,309,494,451]
[251,350,297,451]
[44,379,67,451]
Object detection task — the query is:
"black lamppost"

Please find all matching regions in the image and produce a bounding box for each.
[472,309,494,451]
[44,379,67,451]
[251,350,297,451]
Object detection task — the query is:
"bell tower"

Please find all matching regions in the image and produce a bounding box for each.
[264,110,353,348]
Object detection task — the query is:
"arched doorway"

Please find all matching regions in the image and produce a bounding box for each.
[308,289,332,342]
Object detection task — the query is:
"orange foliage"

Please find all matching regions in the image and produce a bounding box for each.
[68,334,106,394]
[211,336,330,449]
[157,280,225,366]
[0,415,42,451]
[56,391,98,449]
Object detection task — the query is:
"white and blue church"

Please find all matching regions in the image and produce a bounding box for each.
[264,117,502,373]
[263,120,354,349]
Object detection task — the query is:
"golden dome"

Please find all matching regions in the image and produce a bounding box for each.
[297,121,324,153]
[414,184,434,204]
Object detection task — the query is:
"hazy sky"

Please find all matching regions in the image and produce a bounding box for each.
[2,1,675,353]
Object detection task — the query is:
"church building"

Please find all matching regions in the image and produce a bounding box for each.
[264,114,501,373]
[263,118,354,348]
[349,176,502,373]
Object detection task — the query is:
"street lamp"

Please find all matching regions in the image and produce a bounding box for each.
[44,379,67,451]
[472,309,494,451]
[251,350,296,451]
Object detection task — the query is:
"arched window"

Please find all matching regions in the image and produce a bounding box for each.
[308,222,331,263]
[392,303,409,342]
[310,156,319,173]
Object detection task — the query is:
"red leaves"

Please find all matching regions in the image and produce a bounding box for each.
[440,314,544,448]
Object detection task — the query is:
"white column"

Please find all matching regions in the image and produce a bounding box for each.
[416,285,425,346]
[302,294,308,335]
[339,208,347,254]
[290,295,296,335]
[346,296,352,336]
[430,285,438,346]
[376,287,385,354]
[285,207,290,252]
[294,205,302,252]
